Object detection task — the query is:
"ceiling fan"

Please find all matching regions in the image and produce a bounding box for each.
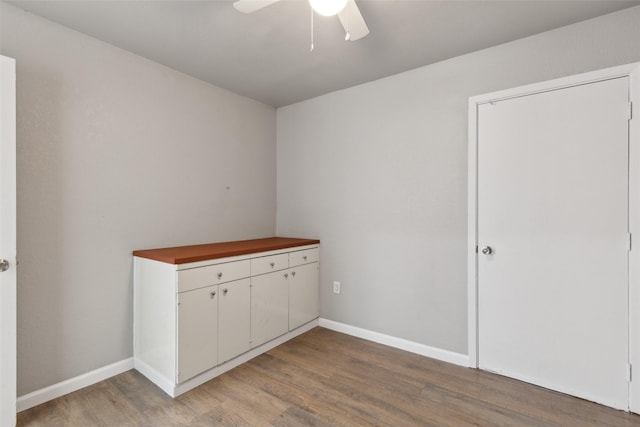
[233,0,370,42]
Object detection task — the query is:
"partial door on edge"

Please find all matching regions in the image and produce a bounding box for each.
[0,55,17,427]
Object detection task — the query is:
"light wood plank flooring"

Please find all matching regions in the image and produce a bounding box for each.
[17,327,640,426]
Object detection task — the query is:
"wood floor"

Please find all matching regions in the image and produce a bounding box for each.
[17,327,640,426]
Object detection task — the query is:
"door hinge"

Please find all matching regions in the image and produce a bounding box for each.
[628,102,633,121]
[627,233,632,252]
[475,245,479,254]
[627,364,633,382]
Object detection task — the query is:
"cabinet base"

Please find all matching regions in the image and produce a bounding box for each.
[134,318,319,397]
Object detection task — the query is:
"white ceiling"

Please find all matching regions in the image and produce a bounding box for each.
[5,0,639,107]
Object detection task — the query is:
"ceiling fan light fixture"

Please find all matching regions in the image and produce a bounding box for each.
[308,0,348,16]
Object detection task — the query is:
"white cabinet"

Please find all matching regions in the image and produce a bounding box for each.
[178,260,250,293]
[288,247,320,330]
[133,238,319,397]
[289,262,320,330]
[218,278,251,363]
[251,253,288,276]
[177,285,218,383]
[251,270,289,347]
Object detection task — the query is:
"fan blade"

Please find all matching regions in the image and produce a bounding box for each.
[337,0,369,41]
[233,0,281,14]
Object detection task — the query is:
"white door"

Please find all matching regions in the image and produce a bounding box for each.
[477,77,630,409]
[0,55,17,427]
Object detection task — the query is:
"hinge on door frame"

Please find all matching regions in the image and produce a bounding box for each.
[628,102,633,121]
[628,364,633,382]
[627,233,632,252]
[475,245,479,254]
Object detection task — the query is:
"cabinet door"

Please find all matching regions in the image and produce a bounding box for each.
[177,285,218,383]
[289,262,320,330]
[251,271,289,347]
[219,278,251,363]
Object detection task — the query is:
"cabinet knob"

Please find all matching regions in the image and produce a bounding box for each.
[223,288,228,295]
[303,256,307,261]
[210,291,216,298]
[217,272,223,279]
[270,262,275,268]
[291,271,296,277]
[284,273,288,279]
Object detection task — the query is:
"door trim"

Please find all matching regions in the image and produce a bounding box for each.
[467,62,640,412]
[0,54,17,427]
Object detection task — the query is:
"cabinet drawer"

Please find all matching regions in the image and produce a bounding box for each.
[289,248,319,267]
[251,253,289,276]
[178,260,250,293]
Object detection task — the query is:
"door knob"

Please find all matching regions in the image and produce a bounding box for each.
[0,259,8,272]
[481,246,493,255]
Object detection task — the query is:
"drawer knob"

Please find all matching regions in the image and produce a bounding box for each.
[223,288,228,295]
[291,271,296,277]
[270,262,275,268]
[284,273,289,279]
[210,291,216,298]
[303,256,307,261]
[217,272,223,279]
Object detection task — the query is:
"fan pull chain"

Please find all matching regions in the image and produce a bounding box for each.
[310,6,314,52]
[345,1,351,41]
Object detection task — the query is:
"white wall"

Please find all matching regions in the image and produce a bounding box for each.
[1,4,276,396]
[277,6,640,354]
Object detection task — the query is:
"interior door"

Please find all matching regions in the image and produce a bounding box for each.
[477,77,630,409]
[0,55,17,427]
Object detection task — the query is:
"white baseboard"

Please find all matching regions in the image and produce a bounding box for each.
[133,357,176,397]
[15,321,320,411]
[16,318,466,412]
[16,358,134,412]
[318,318,469,367]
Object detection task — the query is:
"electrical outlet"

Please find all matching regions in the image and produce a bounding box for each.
[333,281,341,294]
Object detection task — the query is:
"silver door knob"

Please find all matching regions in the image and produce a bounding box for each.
[0,259,8,272]
[481,246,493,255]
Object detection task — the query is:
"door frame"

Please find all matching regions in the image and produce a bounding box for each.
[467,62,640,411]
[1,55,17,427]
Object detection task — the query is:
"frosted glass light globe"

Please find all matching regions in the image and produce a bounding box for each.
[308,0,348,16]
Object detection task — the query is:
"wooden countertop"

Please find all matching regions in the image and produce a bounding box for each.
[133,237,320,265]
